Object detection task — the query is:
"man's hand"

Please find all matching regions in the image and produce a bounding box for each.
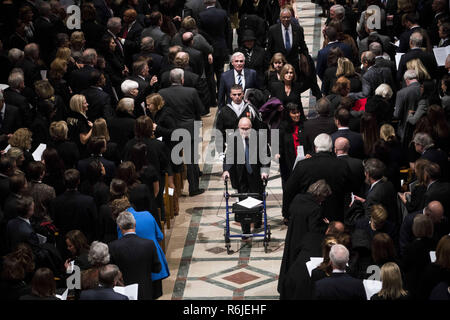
[261,173,269,181]
[222,171,230,181]
[353,195,366,203]
[150,75,158,86]
[208,53,213,64]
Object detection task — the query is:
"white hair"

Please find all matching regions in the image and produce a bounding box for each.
[231,51,245,63]
[331,4,345,17]
[88,241,110,265]
[329,244,349,270]
[121,79,139,94]
[375,83,393,99]
[314,133,333,152]
[404,69,418,81]
[116,211,136,230]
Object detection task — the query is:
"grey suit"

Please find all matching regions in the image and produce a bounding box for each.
[358,31,395,59]
[348,65,394,100]
[141,26,171,56]
[393,82,421,143]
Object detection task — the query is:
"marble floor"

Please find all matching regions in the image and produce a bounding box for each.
[160,0,325,300]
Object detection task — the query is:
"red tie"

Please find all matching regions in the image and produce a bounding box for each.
[122,27,128,39]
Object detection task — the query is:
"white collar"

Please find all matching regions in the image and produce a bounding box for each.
[338,127,349,130]
[18,216,31,225]
[370,179,382,190]
[234,69,244,76]
[332,269,346,273]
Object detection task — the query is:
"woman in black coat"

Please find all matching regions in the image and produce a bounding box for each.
[270,64,305,120]
[264,53,287,94]
[277,103,308,187]
[107,97,136,152]
[98,34,129,95]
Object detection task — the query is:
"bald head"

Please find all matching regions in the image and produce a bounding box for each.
[424,201,444,224]
[238,117,252,129]
[326,221,345,235]
[182,32,194,46]
[334,137,350,155]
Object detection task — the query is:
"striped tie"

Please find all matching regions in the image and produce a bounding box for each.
[237,72,242,87]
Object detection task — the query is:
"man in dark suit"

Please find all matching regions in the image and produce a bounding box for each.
[234,30,266,90]
[413,132,449,179]
[6,196,40,252]
[283,133,352,223]
[217,52,258,108]
[141,11,171,57]
[81,70,115,121]
[69,49,99,94]
[34,1,56,65]
[303,98,337,154]
[120,9,144,66]
[132,37,164,78]
[93,0,114,26]
[17,43,42,89]
[50,169,98,245]
[438,23,450,47]
[335,137,365,197]
[397,31,438,82]
[314,244,366,300]
[184,0,223,23]
[393,70,421,144]
[369,42,397,89]
[80,264,129,300]
[108,211,161,300]
[158,68,204,196]
[0,157,13,209]
[181,32,205,77]
[198,0,233,91]
[266,7,309,78]
[354,158,399,225]
[316,25,353,81]
[398,13,426,53]
[349,51,393,101]
[127,60,158,117]
[331,107,365,160]
[0,81,23,134]
[423,162,450,217]
[427,0,449,46]
[159,52,199,89]
[222,117,270,239]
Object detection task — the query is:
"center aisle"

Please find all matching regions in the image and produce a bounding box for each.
[160,0,325,300]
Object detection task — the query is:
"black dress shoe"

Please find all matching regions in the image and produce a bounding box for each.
[189,189,205,196]
[318,13,327,17]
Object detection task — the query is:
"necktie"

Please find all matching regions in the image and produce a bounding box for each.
[237,72,242,87]
[122,27,129,39]
[285,28,291,52]
[245,137,253,174]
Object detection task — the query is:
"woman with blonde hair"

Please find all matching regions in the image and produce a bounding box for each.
[371,262,410,300]
[48,58,72,107]
[70,31,86,55]
[91,118,121,165]
[335,57,362,93]
[67,94,92,153]
[406,58,431,83]
[265,53,287,90]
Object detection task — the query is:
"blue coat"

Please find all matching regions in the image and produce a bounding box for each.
[118,207,169,281]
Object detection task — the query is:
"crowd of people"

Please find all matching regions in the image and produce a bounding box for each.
[0,0,449,301]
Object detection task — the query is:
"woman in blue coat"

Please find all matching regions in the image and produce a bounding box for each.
[118,206,169,299]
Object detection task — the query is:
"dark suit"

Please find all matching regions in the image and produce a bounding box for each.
[337,155,365,197]
[81,87,114,121]
[107,111,136,152]
[397,48,438,82]
[198,6,233,84]
[16,58,41,88]
[34,16,56,64]
[132,52,164,77]
[374,57,397,91]
[82,20,107,50]
[314,273,367,300]
[158,84,203,193]
[266,22,309,72]
[6,217,39,252]
[424,181,450,218]
[141,26,171,57]
[0,104,22,135]
[77,156,116,184]
[93,0,114,26]
[217,68,258,108]
[79,287,129,300]
[358,31,396,59]
[183,46,204,77]
[316,42,353,80]
[398,26,424,53]
[278,120,307,183]
[331,128,365,160]
[50,190,98,243]
[365,179,399,225]
[349,65,394,100]
[108,233,161,300]
[70,65,98,94]
[159,68,199,90]
[282,152,352,222]
[234,45,266,89]
[303,116,337,154]
[2,88,31,127]
[223,130,270,234]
